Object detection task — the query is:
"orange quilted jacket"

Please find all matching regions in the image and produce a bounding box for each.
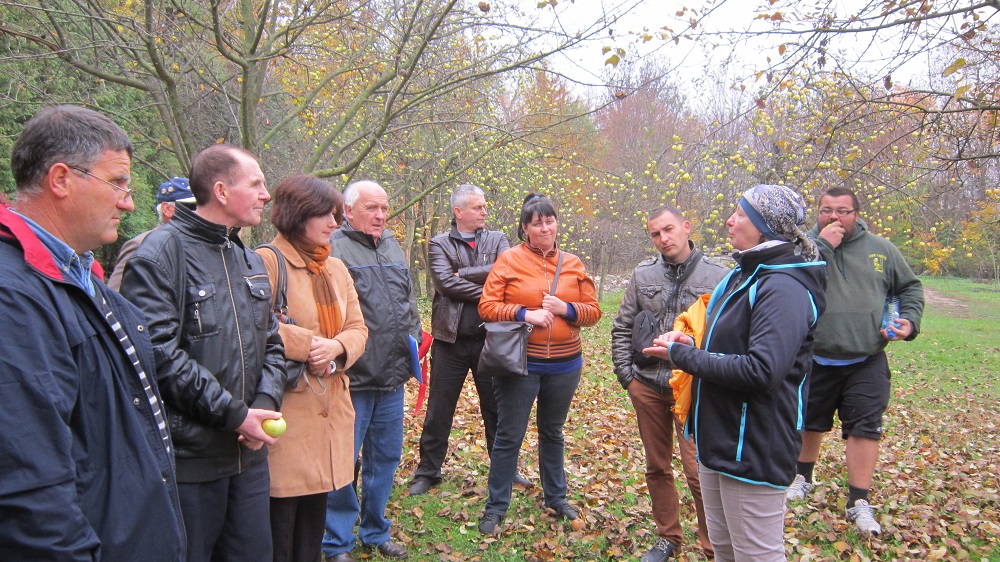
[479,243,601,359]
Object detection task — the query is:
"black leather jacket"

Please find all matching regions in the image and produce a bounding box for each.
[119,204,286,483]
[428,225,510,343]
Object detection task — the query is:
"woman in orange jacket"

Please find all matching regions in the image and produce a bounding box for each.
[476,193,602,535]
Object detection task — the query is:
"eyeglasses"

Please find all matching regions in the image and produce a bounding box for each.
[68,165,134,200]
[818,208,856,217]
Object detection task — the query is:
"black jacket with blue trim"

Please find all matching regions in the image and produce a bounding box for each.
[669,242,826,488]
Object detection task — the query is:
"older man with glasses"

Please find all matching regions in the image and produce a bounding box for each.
[66,164,135,197]
[785,186,924,538]
[0,105,185,560]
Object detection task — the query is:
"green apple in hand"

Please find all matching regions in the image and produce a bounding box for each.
[262,417,287,438]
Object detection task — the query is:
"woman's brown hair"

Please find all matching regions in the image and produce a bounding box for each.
[270,174,344,238]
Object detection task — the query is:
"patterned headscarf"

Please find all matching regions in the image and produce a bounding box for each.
[739,184,818,261]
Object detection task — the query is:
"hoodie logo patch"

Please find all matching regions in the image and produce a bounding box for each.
[870,253,887,274]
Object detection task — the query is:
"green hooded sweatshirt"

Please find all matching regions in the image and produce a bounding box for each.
[808,218,924,360]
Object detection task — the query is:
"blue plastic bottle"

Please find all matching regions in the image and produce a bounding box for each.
[881,296,901,338]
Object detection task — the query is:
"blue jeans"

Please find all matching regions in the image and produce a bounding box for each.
[322,386,404,555]
[485,368,581,516]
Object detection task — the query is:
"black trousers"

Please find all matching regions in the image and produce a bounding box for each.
[270,493,327,562]
[178,459,271,562]
[414,337,498,480]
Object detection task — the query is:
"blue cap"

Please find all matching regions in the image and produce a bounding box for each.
[156,177,195,205]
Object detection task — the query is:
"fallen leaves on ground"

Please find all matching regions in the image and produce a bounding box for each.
[386,307,999,561]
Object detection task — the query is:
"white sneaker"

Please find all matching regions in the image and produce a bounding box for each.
[785,474,814,501]
[846,499,881,535]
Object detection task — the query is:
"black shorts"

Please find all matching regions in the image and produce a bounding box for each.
[803,351,891,440]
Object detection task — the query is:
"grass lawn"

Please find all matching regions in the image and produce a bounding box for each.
[363,276,1000,561]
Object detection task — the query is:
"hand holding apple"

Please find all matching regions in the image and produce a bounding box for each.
[237,408,281,446]
[262,417,287,438]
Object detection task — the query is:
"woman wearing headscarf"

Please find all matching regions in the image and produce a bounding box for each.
[256,175,368,562]
[643,184,826,561]
[476,193,602,535]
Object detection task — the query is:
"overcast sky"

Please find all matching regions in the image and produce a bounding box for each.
[539,0,942,102]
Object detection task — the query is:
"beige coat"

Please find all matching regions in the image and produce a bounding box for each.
[257,234,368,497]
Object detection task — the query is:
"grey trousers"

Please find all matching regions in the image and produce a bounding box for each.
[698,465,786,562]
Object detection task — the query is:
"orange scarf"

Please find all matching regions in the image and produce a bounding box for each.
[292,240,341,338]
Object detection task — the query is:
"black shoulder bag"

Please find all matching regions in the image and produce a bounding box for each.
[258,244,307,387]
[478,251,563,378]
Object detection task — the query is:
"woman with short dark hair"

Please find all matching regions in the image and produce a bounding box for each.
[476,192,602,535]
[255,175,368,562]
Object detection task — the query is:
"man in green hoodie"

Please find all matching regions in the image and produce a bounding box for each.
[786,187,924,537]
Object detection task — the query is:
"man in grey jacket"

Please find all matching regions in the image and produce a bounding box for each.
[409,184,525,496]
[611,205,728,562]
[322,180,420,562]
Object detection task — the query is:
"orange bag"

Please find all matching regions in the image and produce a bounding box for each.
[669,294,711,424]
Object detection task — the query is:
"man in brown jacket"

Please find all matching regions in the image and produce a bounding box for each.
[409,184,526,496]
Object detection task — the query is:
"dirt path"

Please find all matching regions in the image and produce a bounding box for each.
[923,286,969,317]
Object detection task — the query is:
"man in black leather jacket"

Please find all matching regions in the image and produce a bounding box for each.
[408,184,513,496]
[120,144,286,562]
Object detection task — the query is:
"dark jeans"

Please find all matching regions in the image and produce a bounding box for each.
[178,459,272,562]
[485,367,581,516]
[415,337,498,480]
[270,493,328,562]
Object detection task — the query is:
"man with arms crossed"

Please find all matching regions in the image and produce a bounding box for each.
[611,205,727,561]
[786,187,924,536]
[0,105,184,560]
[120,144,286,561]
[409,184,524,496]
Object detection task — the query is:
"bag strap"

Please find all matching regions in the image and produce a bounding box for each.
[549,250,564,295]
[257,243,288,315]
